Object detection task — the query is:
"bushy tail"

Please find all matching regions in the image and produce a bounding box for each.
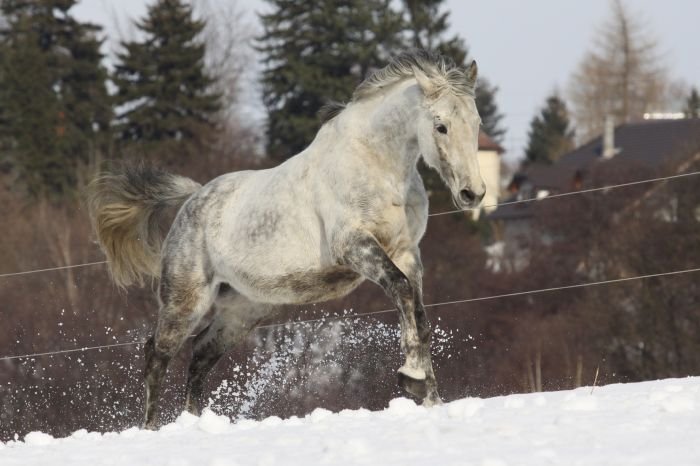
[87,162,201,289]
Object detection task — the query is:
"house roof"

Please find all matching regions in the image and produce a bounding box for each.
[488,118,700,221]
[479,131,505,154]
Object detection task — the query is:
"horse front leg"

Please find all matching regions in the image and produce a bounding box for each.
[340,233,429,401]
[413,290,441,405]
[394,250,442,406]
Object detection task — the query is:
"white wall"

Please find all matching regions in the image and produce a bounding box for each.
[472,149,501,219]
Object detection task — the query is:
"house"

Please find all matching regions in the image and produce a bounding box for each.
[474,131,504,219]
[487,117,700,270]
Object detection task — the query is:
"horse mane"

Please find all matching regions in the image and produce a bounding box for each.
[319,49,475,126]
[318,101,347,125]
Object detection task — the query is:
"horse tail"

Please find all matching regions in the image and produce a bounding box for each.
[87,162,202,289]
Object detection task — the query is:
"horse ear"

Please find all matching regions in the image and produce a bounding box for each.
[466,60,478,86]
[413,67,436,98]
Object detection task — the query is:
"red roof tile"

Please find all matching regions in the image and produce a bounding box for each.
[479,131,504,153]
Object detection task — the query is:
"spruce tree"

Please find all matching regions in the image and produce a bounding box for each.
[401,0,505,143]
[113,0,220,160]
[475,78,506,144]
[525,94,575,165]
[402,0,466,65]
[0,0,111,197]
[258,0,403,160]
[684,87,700,119]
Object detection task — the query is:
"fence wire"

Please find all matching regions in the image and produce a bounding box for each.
[1,170,698,279]
[428,170,700,217]
[2,265,699,362]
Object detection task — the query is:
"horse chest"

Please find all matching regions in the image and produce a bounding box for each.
[371,220,409,255]
[366,200,426,257]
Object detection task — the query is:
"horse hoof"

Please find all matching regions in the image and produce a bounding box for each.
[142,421,158,431]
[422,392,443,407]
[185,399,201,417]
[397,372,428,399]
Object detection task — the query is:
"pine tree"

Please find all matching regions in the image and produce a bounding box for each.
[258,0,403,160]
[0,0,111,197]
[525,94,575,165]
[475,78,506,144]
[401,0,505,143]
[684,87,700,119]
[113,0,220,160]
[402,0,466,65]
[0,14,58,193]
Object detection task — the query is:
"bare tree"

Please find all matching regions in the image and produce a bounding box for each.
[193,0,254,122]
[192,0,262,170]
[569,0,668,141]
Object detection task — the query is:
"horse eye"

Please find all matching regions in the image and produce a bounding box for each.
[436,124,448,134]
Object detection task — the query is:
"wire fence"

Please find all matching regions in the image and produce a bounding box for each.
[1,170,698,279]
[3,266,699,362]
[1,169,698,362]
[428,170,700,217]
[0,261,107,279]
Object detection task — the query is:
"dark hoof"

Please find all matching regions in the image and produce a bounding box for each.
[423,391,443,407]
[398,372,428,399]
[142,420,158,431]
[185,400,201,417]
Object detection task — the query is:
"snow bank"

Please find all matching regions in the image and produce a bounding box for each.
[2,377,699,465]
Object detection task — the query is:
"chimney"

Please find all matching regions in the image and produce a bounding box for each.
[602,116,619,159]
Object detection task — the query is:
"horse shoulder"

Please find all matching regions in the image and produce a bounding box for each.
[405,169,429,242]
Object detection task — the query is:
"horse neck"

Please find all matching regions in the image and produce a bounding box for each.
[350,81,423,183]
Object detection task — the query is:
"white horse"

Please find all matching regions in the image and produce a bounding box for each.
[88,49,485,429]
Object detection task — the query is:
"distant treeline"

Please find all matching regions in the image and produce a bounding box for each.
[0,0,507,199]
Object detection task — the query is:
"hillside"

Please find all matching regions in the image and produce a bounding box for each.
[2,377,698,465]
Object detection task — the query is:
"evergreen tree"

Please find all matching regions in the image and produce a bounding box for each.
[0,15,58,192]
[0,0,111,197]
[258,0,403,160]
[402,0,466,65]
[525,94,575,165]
[0,12,7,151]
[113,0,220,160]
[684,87,700,119]
[475,78,506,144]
[401,0,505,143]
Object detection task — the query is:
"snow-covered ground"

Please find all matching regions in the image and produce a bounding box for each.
[2,377,699,465]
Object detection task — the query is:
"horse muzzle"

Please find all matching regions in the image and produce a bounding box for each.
[453,187,485,210]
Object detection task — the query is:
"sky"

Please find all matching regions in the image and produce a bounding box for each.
[72,0,700,163]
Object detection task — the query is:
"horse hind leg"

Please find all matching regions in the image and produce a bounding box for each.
[184,321,225,416]
[185,290,273,416]
[143,273,217,430]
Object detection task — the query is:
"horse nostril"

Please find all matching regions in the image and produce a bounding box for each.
[459,189,476,204]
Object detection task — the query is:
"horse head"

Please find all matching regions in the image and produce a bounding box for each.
[414,60,486,209]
